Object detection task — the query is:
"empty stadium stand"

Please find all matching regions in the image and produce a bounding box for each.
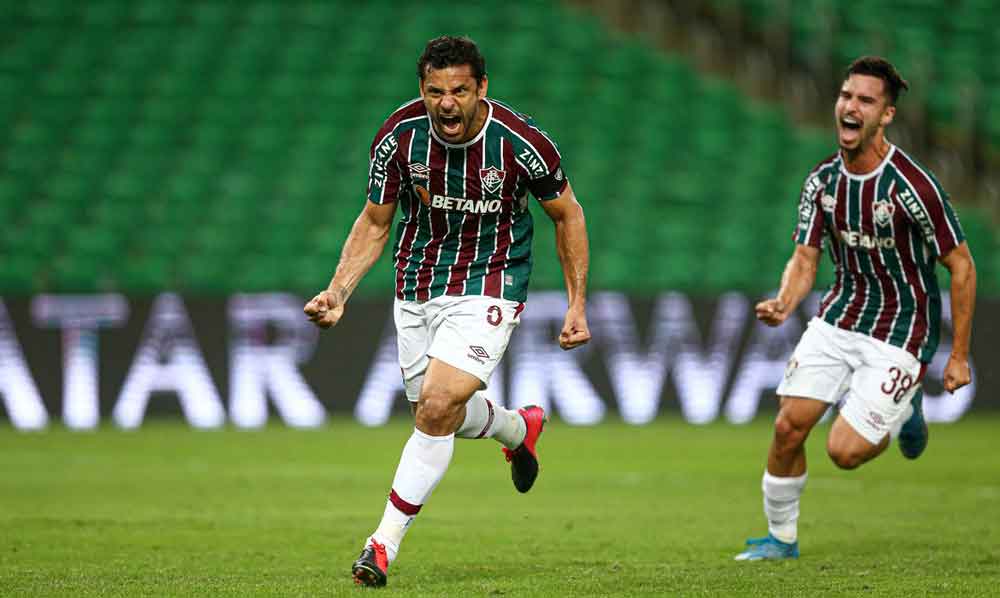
[0,0,995,295]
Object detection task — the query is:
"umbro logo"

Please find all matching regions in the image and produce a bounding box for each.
[467,345,490,364]
[867,410,885,429]
[409,162,430,180]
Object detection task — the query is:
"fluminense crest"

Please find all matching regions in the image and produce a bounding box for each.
[480,166,505,194]
[873,198,895,227]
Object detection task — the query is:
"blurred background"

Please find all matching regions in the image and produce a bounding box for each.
[0,0,997,429]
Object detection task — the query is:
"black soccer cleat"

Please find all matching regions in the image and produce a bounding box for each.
[351,540,388,588]
[502,405,547,493]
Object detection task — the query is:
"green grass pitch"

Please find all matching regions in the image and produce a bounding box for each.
[2,416,999,596]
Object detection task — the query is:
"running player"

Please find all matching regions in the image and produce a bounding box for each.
[735,56,976,560]
[303,36,591,585]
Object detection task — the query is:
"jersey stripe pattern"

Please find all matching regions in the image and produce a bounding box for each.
[794,145,965,363]
[367,98,567,303]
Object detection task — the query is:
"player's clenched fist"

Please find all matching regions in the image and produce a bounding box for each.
[304,289,346,329]
[942,355,971,393]
[755,298,789,327]
[558,308,591,350]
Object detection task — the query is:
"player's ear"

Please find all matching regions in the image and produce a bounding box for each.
[477,76,488,99]
[881,104,895,127]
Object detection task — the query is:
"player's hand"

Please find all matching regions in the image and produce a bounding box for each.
[755,298,789,327]
[942,354,971,393]
[558,307,591,350]
[303,288,346,329]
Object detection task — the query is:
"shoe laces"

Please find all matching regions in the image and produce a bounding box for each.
[503,447,516,462]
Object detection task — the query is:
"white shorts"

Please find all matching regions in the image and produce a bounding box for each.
[777,317,926,444]
[395,295,523,399]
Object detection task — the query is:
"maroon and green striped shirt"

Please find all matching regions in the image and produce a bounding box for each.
[367,98,567,303]
[795,144,965,363]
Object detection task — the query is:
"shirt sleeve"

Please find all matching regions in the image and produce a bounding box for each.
[897,172,965,258]
[513,115,569,201]
[367,130,404,205]
[792,170,825,248]
[525,163,568,200]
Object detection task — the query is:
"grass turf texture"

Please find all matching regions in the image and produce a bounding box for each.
[2,417,999,597]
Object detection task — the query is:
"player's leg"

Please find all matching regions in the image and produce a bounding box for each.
[768,397,830,477]
[827,343,924,470]
[454,391,544,493]
[353,358,479,587]
[826,413,889,469]
[353,296,534,586]
[407,375,525,445]
[400,299,528,450]
[414,357,483,432]
[735,396,827,561]
[351,300,431,587]
[427,296,545,493]
[736,318,849,561]
[454,390,527,449]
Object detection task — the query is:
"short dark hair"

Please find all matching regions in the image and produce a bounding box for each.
[417,36,487,82]
[845,56,909,105]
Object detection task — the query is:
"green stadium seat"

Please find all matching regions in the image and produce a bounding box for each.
[177,255,233,293]
[1,256,40,292]
[189,2,232,27]
[120,255,174,293]
[0,0,996,297]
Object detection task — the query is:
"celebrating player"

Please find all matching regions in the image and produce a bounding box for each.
[735,56,976,561]
[303,36,591,585]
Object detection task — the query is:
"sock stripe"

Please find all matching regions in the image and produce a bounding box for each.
[388,489,422,516]
[476,399,495,439]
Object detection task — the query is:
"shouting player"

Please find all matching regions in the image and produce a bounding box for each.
[735,57,976,560]
[304,36,591,585]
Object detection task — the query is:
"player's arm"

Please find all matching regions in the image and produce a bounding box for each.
[539,181,590,350]
[938,241,976,393]
[756,244,821,327]
[304,200,396,328]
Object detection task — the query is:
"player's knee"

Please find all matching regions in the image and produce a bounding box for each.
[415,387,462,430]
[415,396,450,426]
[774,413,807,451]
[826,445,863,470]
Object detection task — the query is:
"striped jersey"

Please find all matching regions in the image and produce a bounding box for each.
[367,97,568,303]
[795,144,965,363]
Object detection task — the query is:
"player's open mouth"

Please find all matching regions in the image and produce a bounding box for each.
[439,114,462,136]
[840,116,862,130]
[838,115,862,147]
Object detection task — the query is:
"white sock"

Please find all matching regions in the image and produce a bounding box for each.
[371,428,454,564]
[455,392,526,449]
[762,471,807,544]
[889,403,914,440]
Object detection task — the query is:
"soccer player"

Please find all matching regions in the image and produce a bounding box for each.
[303,36,591,585]
[735,57,976,561]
